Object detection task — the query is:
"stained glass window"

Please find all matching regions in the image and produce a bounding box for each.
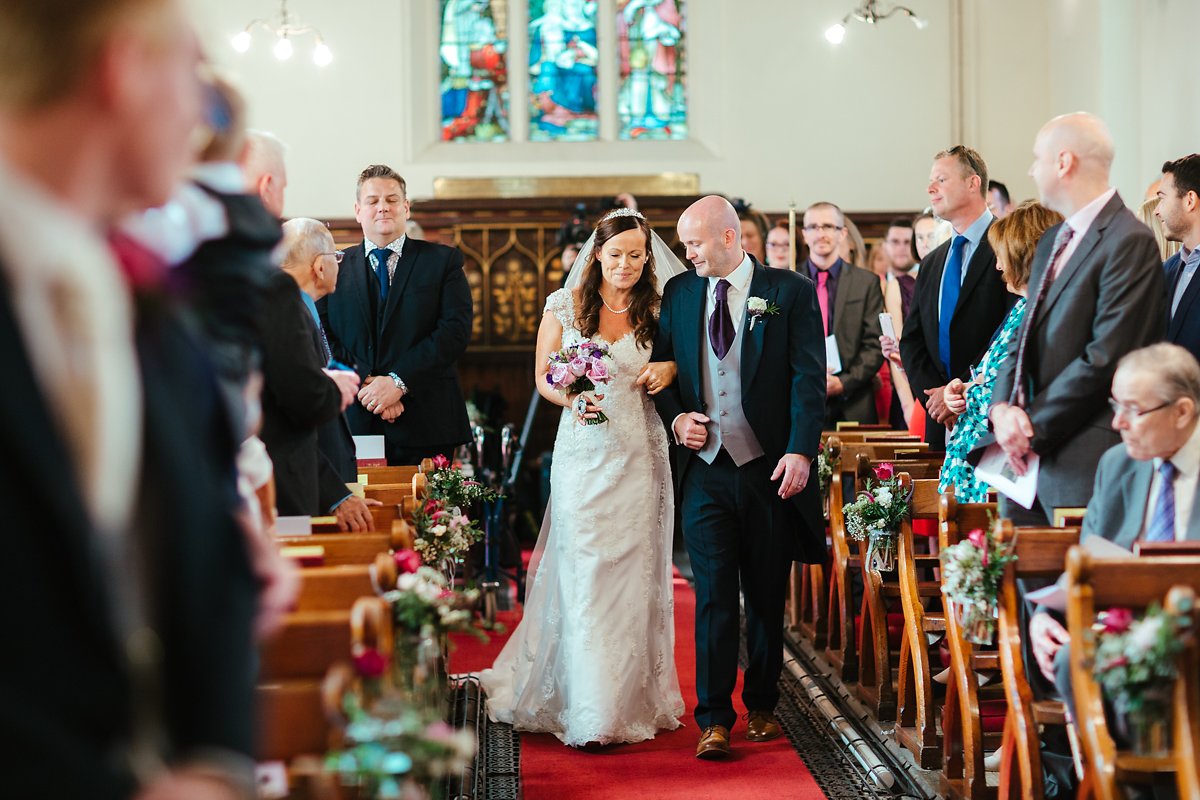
[440,0,510,142]
[527,0,599,141]
[616,0,688,140]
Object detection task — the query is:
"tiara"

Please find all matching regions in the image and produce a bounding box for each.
[602,207,645,221]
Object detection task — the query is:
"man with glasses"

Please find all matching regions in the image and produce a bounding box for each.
[901,145,1012,446]
[1027,343,1200,798]
[990,113,1164,525]
[802,202,884,426]
[260,218,374,527]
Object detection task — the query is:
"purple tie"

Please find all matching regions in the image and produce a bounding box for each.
[709,278,735,360]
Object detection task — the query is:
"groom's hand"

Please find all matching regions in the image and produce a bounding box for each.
[673,412,710,450]
[771,454,811,499]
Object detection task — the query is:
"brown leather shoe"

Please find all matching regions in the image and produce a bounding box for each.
[695,724,731,759]
[745,711,783,742]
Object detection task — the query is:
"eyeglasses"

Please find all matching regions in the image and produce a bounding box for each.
[803,224,843,234]
[1108,397,1174,419]
[320,251,345,264]
[766,240,790,248]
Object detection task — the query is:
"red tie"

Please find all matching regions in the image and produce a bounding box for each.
[816,270,830,337]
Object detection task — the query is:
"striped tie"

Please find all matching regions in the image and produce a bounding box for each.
[1144,460,1178,543]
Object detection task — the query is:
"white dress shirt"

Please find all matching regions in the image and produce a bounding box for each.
[1142,420,1200,542]
[0,156,142,537]
[935,208,994,312]
[1051,187,1117,278]
[366,234,407,282]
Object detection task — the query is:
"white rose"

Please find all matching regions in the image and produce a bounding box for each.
[1128,615,1165,652]
[432,524,448,538]
[747,297,766,313]
[397,573,417,591]
[874,487,892,508]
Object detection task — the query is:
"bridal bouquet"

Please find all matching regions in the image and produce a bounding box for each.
[842,462,912,572]
[545,340,615,425]
[940,518,1015,644]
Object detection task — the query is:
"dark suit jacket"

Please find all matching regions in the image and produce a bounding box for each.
[825,263,885,425]
[1082,441,1200,550]
[992,192,1165,510]
[900,224,1012,446]
[0,268,257,798]
[651,260,828,563]
[1166,252,1200,365]
[319,239,472,453]
[259,270,345,516]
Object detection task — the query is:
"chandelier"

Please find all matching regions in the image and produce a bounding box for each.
[231,0,333,66]
[825,0,928,45]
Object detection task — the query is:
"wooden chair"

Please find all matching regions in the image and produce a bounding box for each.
[1169,586,1200,800]
[892,474,946,767]
[938,490,1006,799]
[823,437,860,682]
[1065,549,1200,800]
[994,521,1080,800]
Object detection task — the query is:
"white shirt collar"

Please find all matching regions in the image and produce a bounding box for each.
[366,234,406,256]
[1064,187,1117,240]
[190,161,246,194]
[1155,419,1200,477]
[707,252,754,294]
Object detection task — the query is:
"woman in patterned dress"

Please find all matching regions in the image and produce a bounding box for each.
[939,201,1064,501]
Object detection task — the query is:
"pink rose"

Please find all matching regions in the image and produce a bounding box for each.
[966,529,989,566]
[353,647,388,678]
[1101,607,1135,634]
[432,454,450,470]
[874,462,895,481]
[550,364,571,387]
[393,549,422,574]
[569,357,588,377]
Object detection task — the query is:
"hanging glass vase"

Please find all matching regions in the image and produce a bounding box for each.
[867,528,897,572]
[953,598,999,645]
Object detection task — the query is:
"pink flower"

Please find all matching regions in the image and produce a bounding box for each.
[1101,607,1135,634]
[432,454,450,470]
[550,364,570,386]
[874,462,895,481]
[569,357,588,377]
[1103,655,1129,670]
[586,364,609,383]
[353,647,388,678]
[966,529,989,567]
[393,549,422,574]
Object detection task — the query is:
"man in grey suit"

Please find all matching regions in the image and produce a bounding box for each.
[990,112,1166,525]
[800,202,884,426]
[1028,344,1200,800]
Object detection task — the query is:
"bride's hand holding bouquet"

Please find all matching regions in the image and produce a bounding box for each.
[545,340,615,425]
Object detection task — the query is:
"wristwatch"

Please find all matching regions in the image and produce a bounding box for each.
[388,372,408,396]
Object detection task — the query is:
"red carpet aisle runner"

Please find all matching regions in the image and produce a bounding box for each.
[451,576,826,800]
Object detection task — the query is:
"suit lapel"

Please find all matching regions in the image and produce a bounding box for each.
[1037,193,1123,323]
[952,229,994,317]
[345,245,374,333]
[1118,459,1155,551]
[740,265,772,394]
[832,262,850,347]
[681,274,704,401]
[380,241,419,332]
[1168,255,1200,339]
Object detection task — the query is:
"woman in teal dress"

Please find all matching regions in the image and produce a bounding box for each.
[939,202,1064,501]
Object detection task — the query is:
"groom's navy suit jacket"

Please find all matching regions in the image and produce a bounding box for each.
[651,259,828,563]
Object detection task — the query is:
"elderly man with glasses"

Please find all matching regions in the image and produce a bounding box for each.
[258,218,377,529]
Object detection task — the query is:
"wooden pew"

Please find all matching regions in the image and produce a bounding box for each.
[359,465,422,485]
[294,565,377,612]
[823,437,859,682]
[1065,549,1200,799]
[822,430,922,444]
[1170,586,1200,800]
[311,503,403,535]
[995,522,1080,800]
[278,524,413,567]
[892,475,945,767]
[938,490,1005,800]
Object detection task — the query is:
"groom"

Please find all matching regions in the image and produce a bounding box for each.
[651,196,827,759]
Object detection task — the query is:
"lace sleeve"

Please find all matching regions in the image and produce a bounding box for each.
[544,287,576,331]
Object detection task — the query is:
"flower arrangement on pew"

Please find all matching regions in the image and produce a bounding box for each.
[842,462,912,572]
[816,441,833,511]
[940,518,1015,644]
[384,551,485,641]
[424,454,501,509]
[327,677,476,800]
[1092,602,1193,755]
[411,498,483,582]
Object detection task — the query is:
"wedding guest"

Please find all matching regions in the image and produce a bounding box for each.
[765,222,792,269]
[1155,155,1200,363]
[838,214,868,267]
[939,201,1062,500]
[990,113,1165,525]
[0,0,258,796]
[802,202,885,426]
[988,179,1013,218]
[733,198,769,263]
[240,129,287,218]
[881,217,918,426]
[320,164,473,465]
[901,146,1012,448]
[867,241,890,279]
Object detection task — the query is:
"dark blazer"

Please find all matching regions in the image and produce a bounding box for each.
[259,270,345,516]
[1082,441,1200,550]
[992,192,1165,511]
[825,262,885,425]
[1166,252,1200,364]
[319,238,472,453]
[0,270,257,798]
[900,223,1012,445]
[651,260,828,563]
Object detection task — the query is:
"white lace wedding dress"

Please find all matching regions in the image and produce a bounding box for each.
[478,288,684,745]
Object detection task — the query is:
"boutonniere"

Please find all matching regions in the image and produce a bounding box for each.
[746,296,780,330]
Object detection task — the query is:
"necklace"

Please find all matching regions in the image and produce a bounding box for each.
[600,295,631,314]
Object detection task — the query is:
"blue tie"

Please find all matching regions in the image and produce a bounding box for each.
[372,248,390,304]
[1145,460,1178,542]
[938,235,968,375]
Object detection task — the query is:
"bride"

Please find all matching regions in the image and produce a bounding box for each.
[478,208,688,746]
